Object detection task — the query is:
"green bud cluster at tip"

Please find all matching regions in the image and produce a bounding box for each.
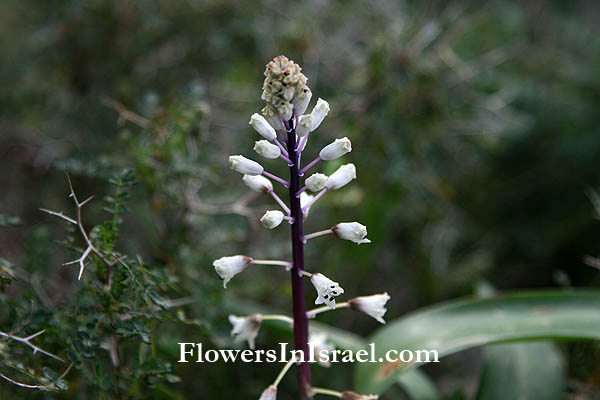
[261,55,310,120]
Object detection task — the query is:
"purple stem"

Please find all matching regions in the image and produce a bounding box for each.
[296,186,308,197]
[301,188,328,213]
[278,130,288,145]
[274,138,289,157]
[262,171,290,188]
[296,134,309,166]
[286,118,312,399]
[269,190,291,215]
[279,153,293,166]
[299,156,321,176]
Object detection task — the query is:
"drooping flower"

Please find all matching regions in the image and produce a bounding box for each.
[296,115,314,137]
[310,98,330,131]
[310,273,344,309]
[213,255,253,288]
[243,174,273,193]
[340,391,379,400]
[305,173,328,192]
[308,332,335,367]
[326,163,356,190]
[254,140,281,159]
[249,113,277,141]
[332,222,371,244]
[292,85,312,115]
[229,155,264,175]
[259,385,278,400]
[348,293,390,324]
[300,192,314,218]
[261,210,285,229]
[319,137,352,160]
[229,314,262,349]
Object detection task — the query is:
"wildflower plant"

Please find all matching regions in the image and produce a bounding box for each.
[214,56,388,399]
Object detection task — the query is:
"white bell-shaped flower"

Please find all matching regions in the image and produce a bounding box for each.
[332,222,371,244]
[310,98,330,132]
[308,332,335,367]
[254,140,281,159]
[249,113,277,141]
[305,173,328,192]
[278,103,293,121]
[243,174,273,193]
[296,115,313,137]
[229,155,264,175]
[319,137,352,160]
[292,86,312,115]
[262,105,284,131]
[300,192,314,218]
[259,385,278,400]
[310,273,344,309]
[326,164,356,190]
[260,210,285,229]
[349,293,390,324]
[213,255,253,288]
[228,314,262,349]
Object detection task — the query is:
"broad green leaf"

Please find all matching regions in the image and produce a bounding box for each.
[355,290,600,394]
[476,341,564,400]
[398,368,440,400]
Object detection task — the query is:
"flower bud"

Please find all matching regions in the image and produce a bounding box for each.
[296,115,314,137]
[310,98,330,131]
[249,113,277,141]
[278,103,293,121]
[332,222,371,244]
[292,85,312,115]
[348,293,390,324]
[229,314,262,349]
[326,163,356,190]
[319,137,352,160]
[310,273,344,309]
[242,174,273,193]
[213,255,253,288]
[260,210,285,229]
[340,392,379,400]
[229,155,264,175]
[305,173,328,192]
[261,105,284,131]
[259,385,278,400]
[254,140,281,159]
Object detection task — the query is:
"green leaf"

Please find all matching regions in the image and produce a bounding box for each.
[398,368,440,400]
[355,290,600,395]
[476,342,564,400]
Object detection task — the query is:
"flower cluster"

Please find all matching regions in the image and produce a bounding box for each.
[213,56,388,399]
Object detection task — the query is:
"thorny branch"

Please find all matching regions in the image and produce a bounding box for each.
[0,330,63,362]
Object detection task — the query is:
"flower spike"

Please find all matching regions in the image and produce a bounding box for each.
[310,273,344,309]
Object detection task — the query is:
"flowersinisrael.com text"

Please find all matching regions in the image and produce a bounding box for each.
[178,342,439,364]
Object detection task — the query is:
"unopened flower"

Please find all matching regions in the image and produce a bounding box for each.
[300,192,314,218]
[308,332,335,367]
[243,174,273,193]
[261,105,284,131]
[340,391,379,400]
[311,273,344,309]
[229,314,262,349]
[332,222,371,244]
[305,173,328,192]
[296,115,313,137]
[213,255,253,288]
[292,85,312,115]
[326,163,356,190]
[319,137,352,160]
[261,210,285,229]
[278,103,293,121]
[310,98,330,132]
[249,113,277,141]
[259,385,278,400]
[349,293,390,324]
[254,140,281,159]
[229,155,264,175]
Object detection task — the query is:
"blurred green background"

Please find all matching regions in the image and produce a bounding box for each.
[1,0,600,398]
